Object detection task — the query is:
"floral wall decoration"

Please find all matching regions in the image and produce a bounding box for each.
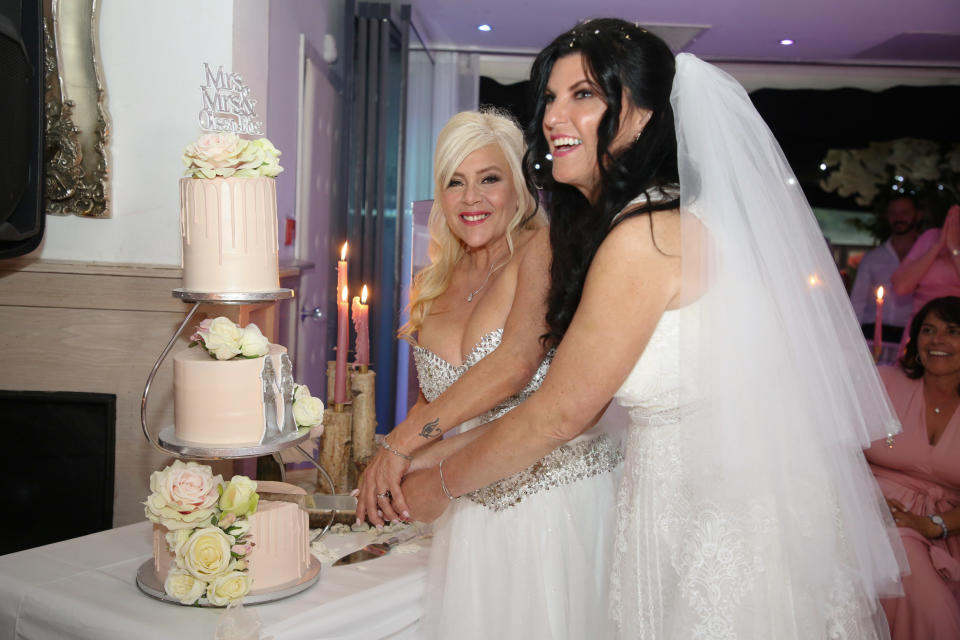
[820,138,960,239]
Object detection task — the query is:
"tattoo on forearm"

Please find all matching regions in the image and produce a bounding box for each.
[419,418,441,439]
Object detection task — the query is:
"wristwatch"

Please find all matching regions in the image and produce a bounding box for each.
[930,514,949,539]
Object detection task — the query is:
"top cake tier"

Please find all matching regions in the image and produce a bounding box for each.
[179,177,280,293]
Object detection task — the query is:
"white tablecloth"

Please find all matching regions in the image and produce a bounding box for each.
[0,522,430,640]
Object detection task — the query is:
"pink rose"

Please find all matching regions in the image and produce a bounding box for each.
[144,461,223,528]
[189,318,213,343]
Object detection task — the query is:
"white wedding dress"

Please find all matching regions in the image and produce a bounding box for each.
[610,304,893,639]
[416,329,623,640]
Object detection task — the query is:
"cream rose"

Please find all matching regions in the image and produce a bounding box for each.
[182,133,250,179]
[202,316,244,360]
[176,526,235,580]
[206,570,253,606]
[293,393,325,428]
[293,384,310,402]
[239,323,269,358]
[164,568,207,605]
[144,461,223,529]
[225,518,251,540]
[219,475,259,517]
[165,528,192,554]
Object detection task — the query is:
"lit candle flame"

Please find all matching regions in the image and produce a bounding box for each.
[340,242,348,261]
[341,285,348,303]
[361,284,368,304]
[808,274,820,287]
[876,285,884,302]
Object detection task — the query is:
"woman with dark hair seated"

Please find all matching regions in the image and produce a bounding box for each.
[867,296,960,639]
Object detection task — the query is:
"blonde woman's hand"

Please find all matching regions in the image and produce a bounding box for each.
[355,446,411,527]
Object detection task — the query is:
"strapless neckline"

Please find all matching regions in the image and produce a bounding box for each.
[413,328,504,369]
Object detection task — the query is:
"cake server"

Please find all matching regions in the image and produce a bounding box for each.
[332,529,421,567]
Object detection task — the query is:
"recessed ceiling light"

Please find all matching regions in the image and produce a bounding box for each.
[477,24,492,32]
[779,38,795,46]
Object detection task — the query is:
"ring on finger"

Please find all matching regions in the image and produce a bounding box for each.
[376,491,391,499]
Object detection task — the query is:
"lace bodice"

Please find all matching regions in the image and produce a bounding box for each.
[613,306,691,426]
[412,329,622,511]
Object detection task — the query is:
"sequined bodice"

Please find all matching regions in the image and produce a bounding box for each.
[413,329,551,426]
[412,328,622,510]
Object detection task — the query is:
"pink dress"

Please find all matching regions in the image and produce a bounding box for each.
[897,229,960,353]
[866,366,960,639]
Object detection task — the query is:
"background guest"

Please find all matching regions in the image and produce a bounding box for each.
[867,295,960,639]
[892,204,960,353]
[850,195,920,347]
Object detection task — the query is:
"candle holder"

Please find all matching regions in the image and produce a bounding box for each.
[318,360,378,493]
[349,367,377,487]
[318,406,353,494]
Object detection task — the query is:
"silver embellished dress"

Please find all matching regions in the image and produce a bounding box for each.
[416,329,623,640]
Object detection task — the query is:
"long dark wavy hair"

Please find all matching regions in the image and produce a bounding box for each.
[900,296,960,393]
[522,19,680,347]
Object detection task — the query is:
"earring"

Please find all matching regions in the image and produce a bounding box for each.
[634,131,642,142]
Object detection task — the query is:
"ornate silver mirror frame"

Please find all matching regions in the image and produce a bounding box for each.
[43,0,110,218]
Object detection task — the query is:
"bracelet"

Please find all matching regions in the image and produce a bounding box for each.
[930,514,949,539]
[380,439,413,461]
[438,458,458,501]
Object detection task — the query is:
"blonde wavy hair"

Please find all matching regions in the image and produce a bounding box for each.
[399,110,543,342]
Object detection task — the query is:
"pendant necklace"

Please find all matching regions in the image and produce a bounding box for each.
[466,256,507,302]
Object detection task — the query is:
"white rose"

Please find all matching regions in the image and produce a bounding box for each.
[239,323,269,358]
[293,393,325,428]
[165,528,192,554]
[203,317,243,360]
[226,518,251,540]
[164,568,207,605]
[176,526,235,581]
[293,383,311,402]
[219,475,259,517]
[144,461,223,529]
[206,570,253,606]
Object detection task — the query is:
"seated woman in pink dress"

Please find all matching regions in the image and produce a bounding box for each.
[892,204,960,354]
[867,295,960,639]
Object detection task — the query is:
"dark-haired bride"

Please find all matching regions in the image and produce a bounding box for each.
[400,19,906,638]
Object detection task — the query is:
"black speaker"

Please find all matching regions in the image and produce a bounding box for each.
[0,0,44,258]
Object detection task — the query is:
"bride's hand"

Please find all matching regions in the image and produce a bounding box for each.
[400,467,452,523]
[355,446,411,527]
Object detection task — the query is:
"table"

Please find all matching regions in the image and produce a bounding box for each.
[0,522,431,640]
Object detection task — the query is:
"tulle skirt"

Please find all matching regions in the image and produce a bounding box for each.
[422,467,621,640]
[611,421,895,640]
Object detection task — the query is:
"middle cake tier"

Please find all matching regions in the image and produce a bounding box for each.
[173,343,289,445]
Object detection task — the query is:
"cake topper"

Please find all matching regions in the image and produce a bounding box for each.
[198,62,264,135]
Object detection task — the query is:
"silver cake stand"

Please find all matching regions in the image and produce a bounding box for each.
[141,287,296,460]
[135,557,322,607]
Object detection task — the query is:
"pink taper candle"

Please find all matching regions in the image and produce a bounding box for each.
[337,242,348,302]
[352,284,370,366]
[873,285,884,361]
[335,284,349,406]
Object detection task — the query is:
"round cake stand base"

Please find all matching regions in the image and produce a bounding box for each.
[136,557,321,607]
[172,289,294,304]
[157,426,310,459]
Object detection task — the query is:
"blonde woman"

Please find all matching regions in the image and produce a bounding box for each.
[356,110,622,638]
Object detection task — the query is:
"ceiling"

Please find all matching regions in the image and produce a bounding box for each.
[407,0,960,66]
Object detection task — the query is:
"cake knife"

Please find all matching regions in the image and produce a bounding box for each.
[332,529,421,567]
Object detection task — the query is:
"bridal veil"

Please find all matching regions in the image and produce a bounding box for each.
[670,52,905,633]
